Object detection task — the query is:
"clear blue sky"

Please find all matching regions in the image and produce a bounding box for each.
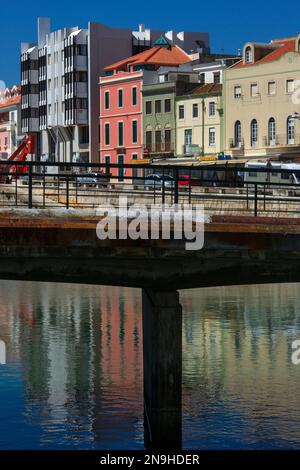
[0,0,298,87]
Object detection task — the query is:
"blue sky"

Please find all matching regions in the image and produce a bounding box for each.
[0,0,298,87]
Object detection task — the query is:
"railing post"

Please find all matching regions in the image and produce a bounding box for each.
[66,175,69,209]
[28,164,33,209]
[174,168,179,204]
[254,183,258,216]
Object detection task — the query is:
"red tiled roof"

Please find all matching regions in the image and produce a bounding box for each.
[233,38,296,68]
[104,45,191,71]
[0,86,21,109]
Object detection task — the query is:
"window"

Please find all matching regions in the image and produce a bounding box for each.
[268,118,276,145]
[145,101,152,114]
[234,85,242,99]
[80,126,89,144]
[184,129,192,145]
[164,99,171,113]
[209,127,216,146]
[287,116,295,144]
[118,155,124,181]
[132,87,137,106]
[48,79,51,90]
[192,103,198,118]
[234,120,242,147]
[250,83,258,97]
[104,123,110,146]
[155,100,161,114]
[251,119,258,147]
[118,89,123,108]
[155,130,162,151]
[118,121,124,147]
[146,130,152,148]
[286,79,294,93]
[245,46,253,63]
[199,73,205,84]
[213,72,221,84]
[209,102,216,117]
[47,54,51,66]
[164,129,171,151]
[132,120,138,144]
[268,81,276,95]
[104,90,110,110]
[179,105,185,120]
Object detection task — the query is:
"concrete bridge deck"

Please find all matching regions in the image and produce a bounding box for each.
[0,208,300,289]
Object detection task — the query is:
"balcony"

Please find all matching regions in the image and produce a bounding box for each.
[228,138,244,149]
[263,134,300,146]
[144,143,174,154]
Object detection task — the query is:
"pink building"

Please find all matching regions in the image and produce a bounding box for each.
[99,70,143,181]
[99,37,191,181]
[0,86,21,160]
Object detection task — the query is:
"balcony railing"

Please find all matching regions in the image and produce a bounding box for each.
[144,143,174,153]
[263,134,300,146]
[228,138,244,149]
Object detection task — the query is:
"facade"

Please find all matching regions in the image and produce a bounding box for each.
[99,38,192,178]
[99,70,144,181]
[224,35,300,159]
[21,18,210,164]
[0,86,21,159]
[142,68,199,158]
[176,84,222,156]
[192,57,239,85]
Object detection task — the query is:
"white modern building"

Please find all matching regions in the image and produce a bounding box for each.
[21,18,210,163]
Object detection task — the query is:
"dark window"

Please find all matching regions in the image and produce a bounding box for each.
[105,91,110,110]
[80,126,89,144]
[164,99,171,113]
[192,103,198,118]
[179,105,185,120]
[199,73,205,84]
[132,87,137,106]
[164,129,171,151]
[76,44,87,56]
[118,121,124,146]
[118,89,123,108]
[146,131,152,147]
[132,120,138,144]
[213,72,221,84]
[105,123,110,146]
[155,130,162,151]
[155,100,161,114]
[145,101,152,114]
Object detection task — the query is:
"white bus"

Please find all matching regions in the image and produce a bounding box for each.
[244,161,300,185]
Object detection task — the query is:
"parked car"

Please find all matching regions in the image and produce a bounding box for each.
[77,174,97,187]
[178,175,202,187]
[144,173,174,190]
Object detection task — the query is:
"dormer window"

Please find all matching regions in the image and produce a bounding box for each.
[245,46,253,63]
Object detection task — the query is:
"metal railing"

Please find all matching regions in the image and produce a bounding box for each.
[1,160,300,217]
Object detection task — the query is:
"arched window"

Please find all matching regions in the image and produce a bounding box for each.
[234,120,242,147]
[287,116,295,144]
[245,46,253,63]
[268,118,276,145]
[251,119,258,147]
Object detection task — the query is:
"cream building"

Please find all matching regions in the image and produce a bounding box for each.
[176,83,222,156]
[224,34,300,159]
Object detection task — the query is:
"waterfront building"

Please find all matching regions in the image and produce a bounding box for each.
[0,86,21,160]
[99,37,192,179]
[142,65,199,159]
[176,83,222,156]
[21,18,209,164]
[224,34,300,159]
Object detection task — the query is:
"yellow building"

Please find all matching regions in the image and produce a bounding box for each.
[224,34,300,159]
[176,84,222,157]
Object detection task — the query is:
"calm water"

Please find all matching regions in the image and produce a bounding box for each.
[0,281,300,450]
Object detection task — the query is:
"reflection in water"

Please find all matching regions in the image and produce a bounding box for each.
[0,281,300,449]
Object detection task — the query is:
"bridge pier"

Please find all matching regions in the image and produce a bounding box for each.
[142,288,182,449]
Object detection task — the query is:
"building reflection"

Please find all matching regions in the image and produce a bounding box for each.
[0,281,300,447]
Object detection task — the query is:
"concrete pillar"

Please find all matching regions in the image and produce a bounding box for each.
[142,288,182,449]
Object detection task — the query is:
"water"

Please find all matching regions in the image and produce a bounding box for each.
[0,281,300,450]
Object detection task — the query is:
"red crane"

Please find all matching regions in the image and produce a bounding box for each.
[0,134,35,183]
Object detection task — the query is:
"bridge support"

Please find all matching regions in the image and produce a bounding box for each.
[142,288,182,449]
